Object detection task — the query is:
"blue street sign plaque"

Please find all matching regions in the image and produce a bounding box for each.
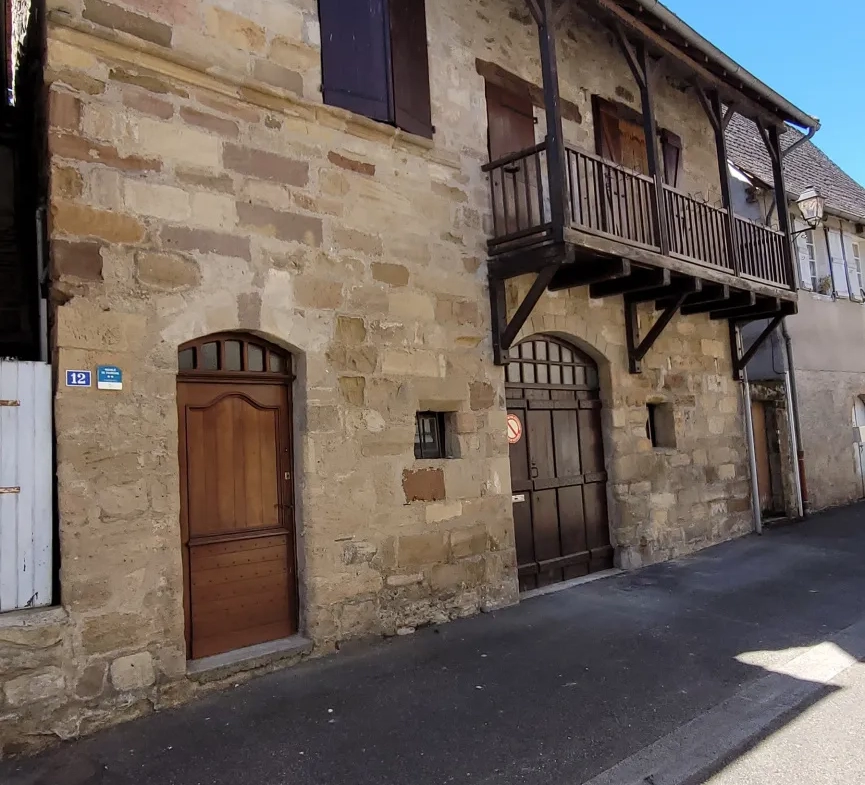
[97,365,123,391]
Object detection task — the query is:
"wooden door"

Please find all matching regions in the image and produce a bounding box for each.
[177,335,297,660]
[506,337,612,592]
[750,400,773,515]
[486,82,539,238]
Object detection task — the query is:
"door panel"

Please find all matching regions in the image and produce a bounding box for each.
[178,378,296,660]
[751,400,773,514]
[506,337,612,591]
[486,82,539,237]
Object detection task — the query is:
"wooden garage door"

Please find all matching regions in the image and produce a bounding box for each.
[177,334,297,660]
[506,336,612,591]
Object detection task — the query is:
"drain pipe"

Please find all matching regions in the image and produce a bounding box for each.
[738,326,763,535]
[781,318,808,514]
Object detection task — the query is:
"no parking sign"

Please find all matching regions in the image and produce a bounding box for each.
[507,413,523,444]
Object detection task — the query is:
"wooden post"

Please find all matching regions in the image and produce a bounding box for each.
[707,91,741,275]
[635,43,669,255]
[762,123,796,291]
[536,0,568,241]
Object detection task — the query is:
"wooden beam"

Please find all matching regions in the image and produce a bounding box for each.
[658,283,728,310]
[722,300,797,323]
[577,0,789,128]
[765,122,797,291]
[708,89,741,274]
[695,85,720,133]
[682,291,755,316]
[537,0,568,240]
[590,268,670,298]
[499,264,561,351]
[636,42,669,255]
[614,24,645,90]
[709,296,780,321]
[489,241,571,281]
[626,292,688,373]
[722,103,737,131]
[489,276,508,366]
[731,315,784,379]
[553,0,568,25]
[548,257,630,291]
[626,277,701,305]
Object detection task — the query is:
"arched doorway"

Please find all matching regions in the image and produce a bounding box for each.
[506,336,612,591]
[177,334,297,659]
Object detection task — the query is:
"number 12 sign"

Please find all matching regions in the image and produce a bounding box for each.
[66,370,92,388]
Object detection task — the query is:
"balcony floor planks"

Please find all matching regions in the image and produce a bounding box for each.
[562,226,796,301]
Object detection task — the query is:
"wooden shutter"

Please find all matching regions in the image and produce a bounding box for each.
[389,0,433,138]
[661,130,682,188]
[594,98,623,163]
[318,0,392,123]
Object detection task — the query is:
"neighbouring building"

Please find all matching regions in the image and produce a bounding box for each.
[728,115,865,514]
[0,0,817,756]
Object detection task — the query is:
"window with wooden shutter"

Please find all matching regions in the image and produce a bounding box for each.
[390,0,433,138]
[318,0,392,123]
[661,130,682,188]
[318,0,432,139]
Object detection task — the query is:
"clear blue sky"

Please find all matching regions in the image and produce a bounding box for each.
[663,0,865,186]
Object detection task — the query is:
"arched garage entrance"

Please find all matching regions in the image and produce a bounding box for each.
[506,336,612,591]
[176,333,297,659]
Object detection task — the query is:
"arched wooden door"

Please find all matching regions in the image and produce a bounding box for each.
[506,336,612,591]
[177,334,297,660]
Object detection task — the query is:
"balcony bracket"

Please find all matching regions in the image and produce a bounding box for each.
[729,316,784,381]
[624,290,688,374]
[490,263,561,366]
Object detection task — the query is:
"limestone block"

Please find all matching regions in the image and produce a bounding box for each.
[109,652,156,691]
[190,192,238,230]
[397,532,448,567]
[224,144,309,186]
[388,291,436,322]
[136,251,200,291]
[429,560,485,592]
[386,573,424,588]
[52,202,145,244]
[335,316,367,345]
[205,7,266,53]
[425,501,463,525]
[124,180,191,221]
[135,117,221,169]
[4,668,66,706]
[338,377,365,406]
[381,350,442,378]
[450,525,489,559]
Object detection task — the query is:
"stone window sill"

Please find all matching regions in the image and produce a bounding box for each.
[0,606,68,630]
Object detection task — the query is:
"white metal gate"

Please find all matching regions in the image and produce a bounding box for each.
[0,360,53,611]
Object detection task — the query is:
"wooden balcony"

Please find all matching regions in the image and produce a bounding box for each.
[483,142,794,295]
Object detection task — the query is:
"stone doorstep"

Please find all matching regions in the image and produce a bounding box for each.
[519,568,624,601]
[0,606,69,630]
[186,635,313,683]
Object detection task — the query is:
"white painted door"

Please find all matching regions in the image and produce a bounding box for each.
[0,361,53,611]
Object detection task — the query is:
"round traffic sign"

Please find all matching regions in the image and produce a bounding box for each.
[507,413,523,445]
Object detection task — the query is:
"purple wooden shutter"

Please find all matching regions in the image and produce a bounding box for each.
[389,0,433,138]
[318,0,392,123]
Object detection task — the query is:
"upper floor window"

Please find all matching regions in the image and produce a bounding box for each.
[849,240,863,300]
[318,0,433,139]
[795,225,818,291]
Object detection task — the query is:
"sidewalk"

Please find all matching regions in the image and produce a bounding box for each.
[4,504,865,785]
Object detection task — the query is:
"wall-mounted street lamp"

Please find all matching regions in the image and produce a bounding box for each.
[793,186,826,234]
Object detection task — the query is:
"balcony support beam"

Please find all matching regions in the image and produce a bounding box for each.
[590,268,669,299]
[627,277,701,305]
[548,258,630,291]
[490,264,561,366]
[697,88,741,275]
[682,291,755,316]
[657,283,728,311]
[729,316,784,381]
[616,31,669,256]
[625,291,688,373]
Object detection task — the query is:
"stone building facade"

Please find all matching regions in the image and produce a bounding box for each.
[0,0,802,756]
[729,115,865,513]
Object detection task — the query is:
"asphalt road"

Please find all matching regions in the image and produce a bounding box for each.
[4,503,865,785]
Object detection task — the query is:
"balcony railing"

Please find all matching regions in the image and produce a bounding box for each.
[483,142,793,290]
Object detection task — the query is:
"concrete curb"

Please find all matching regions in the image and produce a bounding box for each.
[581,617,865,785]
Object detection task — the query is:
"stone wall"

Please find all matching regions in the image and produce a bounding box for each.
[508,281,753,567]
[796,370,865,510]
[2,0,745,756]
